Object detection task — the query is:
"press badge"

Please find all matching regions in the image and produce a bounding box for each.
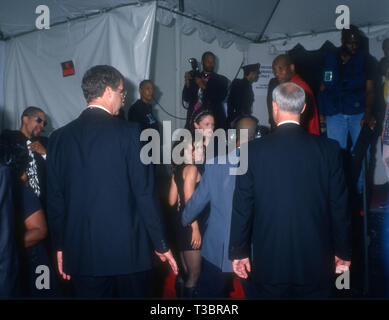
[324,71,333,82]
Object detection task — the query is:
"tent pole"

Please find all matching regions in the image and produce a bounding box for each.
[254,0,281,43]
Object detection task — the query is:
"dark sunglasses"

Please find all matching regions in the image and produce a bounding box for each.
[29,116,47,127]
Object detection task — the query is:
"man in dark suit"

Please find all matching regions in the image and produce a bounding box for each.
[46,65,177,298]
[229,82,352,299]
[183,51,229,130]
[0,164,19,297]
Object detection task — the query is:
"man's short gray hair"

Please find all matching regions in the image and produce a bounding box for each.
[272,82,305,114]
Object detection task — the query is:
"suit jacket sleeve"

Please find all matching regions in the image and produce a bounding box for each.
[46,131,66,251]
[229,150,255,260]
[227,80,237,123]
[181,166,211,226]
[0,166,19,297]
[205,74,228,104]
[182,81,198,104]
[127,126,168,253]
[328,140,352,260]
[240,81,253,115]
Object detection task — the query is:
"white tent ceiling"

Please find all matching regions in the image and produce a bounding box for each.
[1,0,389,46]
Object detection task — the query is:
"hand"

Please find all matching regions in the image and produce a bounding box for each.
[361,112,376,130]
[232,258,251,279]
[57,251,71,280]
[28,141,46,155]
[194,77,206,90]
[155,249,178,275]
[185,72,192,87]
[335,256,351,274]
[319,114,326,124]
[191,228,202,249]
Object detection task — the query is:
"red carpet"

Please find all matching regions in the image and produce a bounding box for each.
[161,270,245,298]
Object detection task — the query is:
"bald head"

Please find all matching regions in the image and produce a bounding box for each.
[272,54,295,83]
[273,54,293,66]
[235,116,258,146]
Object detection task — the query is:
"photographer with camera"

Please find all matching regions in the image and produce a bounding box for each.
[183,51,229,130]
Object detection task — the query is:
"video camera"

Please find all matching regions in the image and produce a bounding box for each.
[188,58,201,79]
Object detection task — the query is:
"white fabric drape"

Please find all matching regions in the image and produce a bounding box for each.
[1,2,156,132]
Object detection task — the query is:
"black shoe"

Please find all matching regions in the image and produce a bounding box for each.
[175,280,185,298]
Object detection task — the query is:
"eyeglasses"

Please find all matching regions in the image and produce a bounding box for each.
[116,88,127,99]
[29,116,47,127]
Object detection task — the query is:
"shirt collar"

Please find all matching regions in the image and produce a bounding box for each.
[88,104,112,115]
[277,120,300,126]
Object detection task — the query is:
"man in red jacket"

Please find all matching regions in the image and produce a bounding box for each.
[267,54,320,135]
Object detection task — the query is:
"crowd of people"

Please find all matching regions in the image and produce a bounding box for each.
[0,25,388,299]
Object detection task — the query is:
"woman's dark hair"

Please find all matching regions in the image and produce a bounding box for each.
[171,128,199,176]
[81,65,124,103]
[188,108,214,131]
[0,137,29,181]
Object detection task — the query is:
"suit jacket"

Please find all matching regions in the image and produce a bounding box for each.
[227,78,254,125]
[0,165,19,297]
[183,72,229,130]
[46,108,168,277]
[182,152,239,272]
[229,123,351,288]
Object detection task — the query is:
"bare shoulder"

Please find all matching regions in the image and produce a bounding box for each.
[183,164,199,180]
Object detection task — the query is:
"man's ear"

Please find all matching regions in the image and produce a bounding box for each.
[104,86,112,98]
[301,104,306,114]
[290,63,295,74]
[272,101,279,121]
[272,101,278,113]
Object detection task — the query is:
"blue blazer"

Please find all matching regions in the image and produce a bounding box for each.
[46,108,168,277]
[181,152,238,272]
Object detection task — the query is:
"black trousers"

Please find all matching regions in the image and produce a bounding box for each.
[71,270,152,298]
[197,258,234,298]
